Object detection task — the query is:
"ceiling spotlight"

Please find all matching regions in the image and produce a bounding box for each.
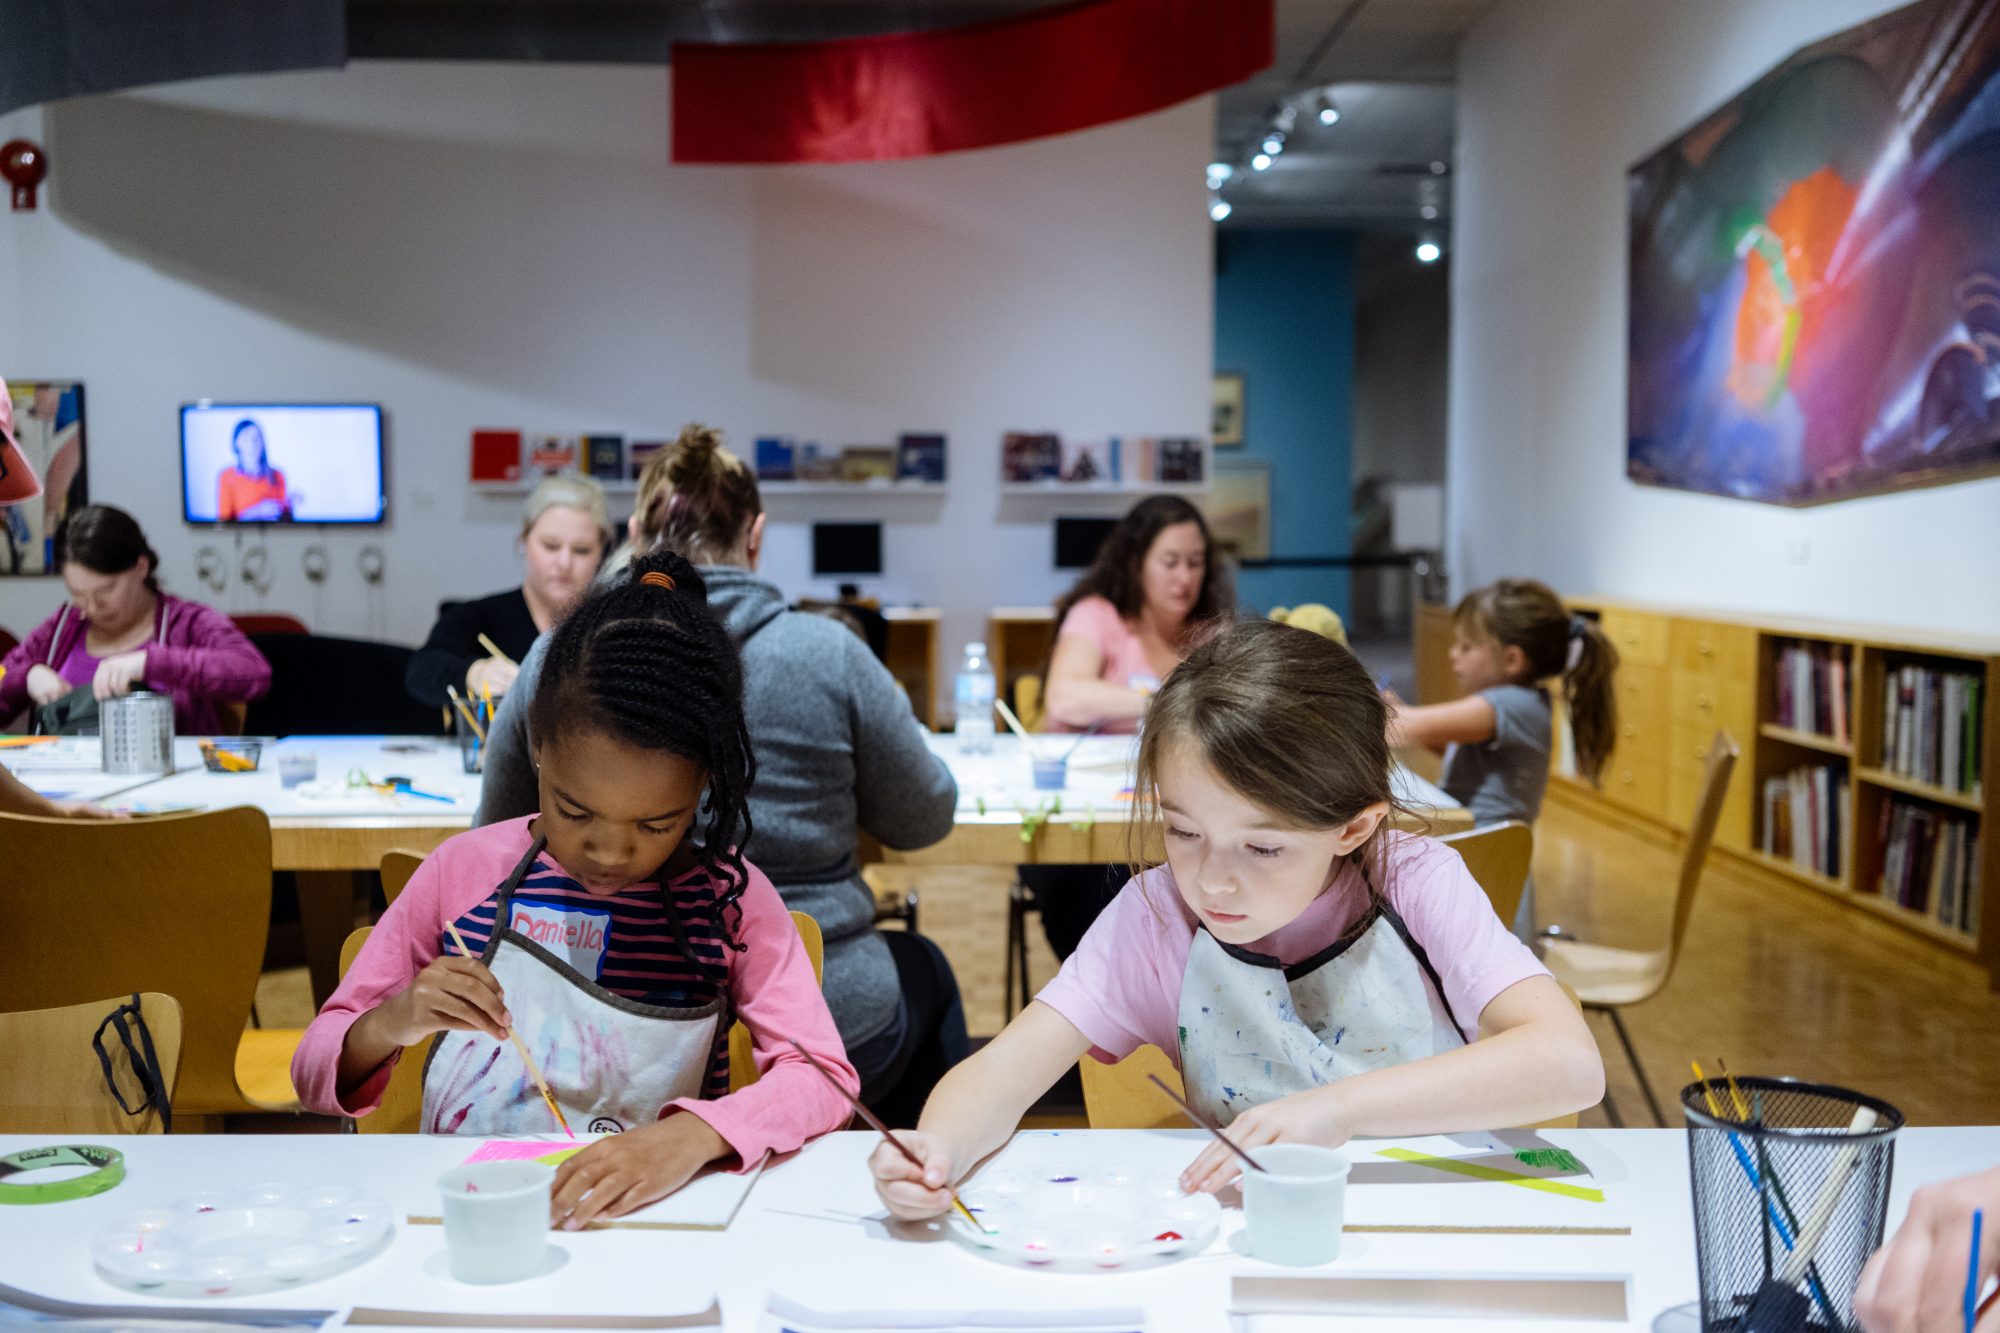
[1419,204,1439,220]
[1206,161,1234,187]
[1251,152,1273,172]
[1316,93,1340,126]
[1415,238,1442,264]
[1261,131,1286,156]
[1209,197,1233,222]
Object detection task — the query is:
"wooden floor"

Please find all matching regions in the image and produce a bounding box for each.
[252,799,2000,1128]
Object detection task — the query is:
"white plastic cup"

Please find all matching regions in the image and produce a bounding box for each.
[436,1161,553,1284]
[277,753,318,789]
[1241,1144,1351,1266]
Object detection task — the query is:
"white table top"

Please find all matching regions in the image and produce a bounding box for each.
[0,736,213,806]
[98,736,483,823]
[926,734,1461,825]
[5,1126,1982,1331]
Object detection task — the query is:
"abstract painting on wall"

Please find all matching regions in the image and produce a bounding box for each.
[2,380,87,576]
[1628,0,2000,505]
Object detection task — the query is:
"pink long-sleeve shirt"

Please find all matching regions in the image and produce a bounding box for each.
[290,817,859,1168]
[0,592,270,734]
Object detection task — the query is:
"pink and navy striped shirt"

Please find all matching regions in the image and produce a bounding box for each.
[292,816,857,1164]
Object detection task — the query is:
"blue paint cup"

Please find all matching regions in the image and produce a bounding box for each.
[1031,753,1068,791]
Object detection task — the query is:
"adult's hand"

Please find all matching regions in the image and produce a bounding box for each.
[466,656,519,697]
[92,651,148,701]
[1856,1164,2000,1331]
[26,663,69,706]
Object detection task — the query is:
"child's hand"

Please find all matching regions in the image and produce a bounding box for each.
[869,1130,957,1220]
[1179,1085,1350,1195]
[550,1114,730,1229]
[382,956,511,1045]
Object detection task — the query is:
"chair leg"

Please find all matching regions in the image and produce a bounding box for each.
[905,891,918,936]
[1603,1007,1666,1127]
[1005,884,1024,1018]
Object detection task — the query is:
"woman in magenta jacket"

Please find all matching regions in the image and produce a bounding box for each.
[0,505,270,734]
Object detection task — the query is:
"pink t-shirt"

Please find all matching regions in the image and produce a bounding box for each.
[1051,595,1162,734]
[1035,831,1550,1065]
[291,817,858,1167]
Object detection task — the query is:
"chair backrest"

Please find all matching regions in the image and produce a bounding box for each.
[0,993,184,1134]
[1014,673,1046,733]
[1660,731,1738,988]
[1082,984,1592,1133]
[0,808,271,1116]
[380,848,427,906]
[1436,821,1534,926]
[230,613,309,636]
[729,911,824,1091]
[1080,1042,1184,1130]
[340,926,435,1134]
[243,632,443,736]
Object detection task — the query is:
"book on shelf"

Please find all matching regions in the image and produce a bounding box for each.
[628,440,664,481]
[795,442,841,482]
[1001,432,1061,482]
[528,433,579,475]
[470,428,522,483]
[1874,795,1980,933]
[1159,436,1205,484]
[896,433,946,483]
[1773,641,1849,742]
[838,445,896,483]
[1881,662,1983,794]
[1060,439,1112,484]
[1761,761,1846,878]
[584,433,625,481]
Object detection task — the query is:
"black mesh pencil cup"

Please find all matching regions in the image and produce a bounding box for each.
[1682,1077,1903,1333]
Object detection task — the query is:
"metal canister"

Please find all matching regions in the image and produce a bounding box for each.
[100,691,174,774]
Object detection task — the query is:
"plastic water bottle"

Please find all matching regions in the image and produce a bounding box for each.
[955,642,997,754]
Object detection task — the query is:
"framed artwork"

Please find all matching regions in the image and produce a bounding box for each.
[1629,0,2000,505]
[1211,372,1244,447]
[1208,456,1270,561]
[3,379,86,576]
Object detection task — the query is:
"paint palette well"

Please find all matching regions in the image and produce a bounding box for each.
[92,1182,394,1297]
[947,1168,1221,1272]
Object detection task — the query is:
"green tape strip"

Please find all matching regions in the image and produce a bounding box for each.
[1377,1147,1605,1203]
[0,1145,126,1204]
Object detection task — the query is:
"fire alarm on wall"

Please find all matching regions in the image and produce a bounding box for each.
[1,140,48,211]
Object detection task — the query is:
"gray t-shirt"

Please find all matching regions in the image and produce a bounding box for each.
[1438,683,1552,827]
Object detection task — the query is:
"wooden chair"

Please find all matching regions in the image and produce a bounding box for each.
[1538,730,1739,1127]
[380,848,427,906]
[0,993,183,1133]
[1014,674,1047,733]
[340,910,823,1130]
[1079,986,1591,1131]
[1437,820,1534,926]
[0,808,291,1124]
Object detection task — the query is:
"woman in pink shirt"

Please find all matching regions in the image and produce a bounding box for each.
[871,622,1604,1217]
[0,505,269,734]
[292,550,856,1230]
[1030,496,1234,957]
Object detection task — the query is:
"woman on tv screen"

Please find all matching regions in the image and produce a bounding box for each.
[216,418,293,521]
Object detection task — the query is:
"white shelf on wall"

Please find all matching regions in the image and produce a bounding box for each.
[759,481,949,496]
[471,478,638,497]
[999,481,1209,496]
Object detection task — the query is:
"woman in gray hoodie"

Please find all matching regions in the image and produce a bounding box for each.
[475,426,964,1125]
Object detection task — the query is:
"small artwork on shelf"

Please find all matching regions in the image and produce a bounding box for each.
[1212,373,1244,447]
[2,379,86,576]
[1159,437,1206,484]
[1002,431,1061,482]
[628,439,665,480]
[896,433,947,483]
[470,428,522,484]
[839,445,897,483]
[755,437,796,481]
[528,433,579,475]
[1208,457,1270,561]
[1061,439,1112,483]
[795,442,842,482]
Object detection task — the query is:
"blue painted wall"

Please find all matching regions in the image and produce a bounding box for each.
[1212,229,1355,618]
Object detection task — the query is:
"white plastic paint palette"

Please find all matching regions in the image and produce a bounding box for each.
[91,1182,394,1298]
[947,1168,1220,1272]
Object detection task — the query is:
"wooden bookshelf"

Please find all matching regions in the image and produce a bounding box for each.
[1556,597,2000,982]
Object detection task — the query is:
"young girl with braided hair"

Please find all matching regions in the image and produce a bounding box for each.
[293,549,857,1229]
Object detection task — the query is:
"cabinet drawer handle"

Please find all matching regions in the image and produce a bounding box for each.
[1697,639,1713,656]
[1620,769,1633,785]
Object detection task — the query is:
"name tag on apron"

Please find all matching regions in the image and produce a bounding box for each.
[506,901,613,981]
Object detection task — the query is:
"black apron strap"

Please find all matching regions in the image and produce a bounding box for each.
[92,993,172,1134]
[481,833,549,958]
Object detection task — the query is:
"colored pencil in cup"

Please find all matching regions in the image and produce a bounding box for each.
[444,922,573,1139]
[445,685,487,743]
[783,1037,989,1234]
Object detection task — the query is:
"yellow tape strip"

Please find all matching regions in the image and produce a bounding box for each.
[1376,1148,1606,1203]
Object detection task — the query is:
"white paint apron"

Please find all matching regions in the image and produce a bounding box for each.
[1176,899,1469,1127]
[422,836,727,1136]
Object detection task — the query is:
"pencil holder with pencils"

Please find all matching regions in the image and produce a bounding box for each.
[1682,1076,1902,1332]
[454,705,485,774]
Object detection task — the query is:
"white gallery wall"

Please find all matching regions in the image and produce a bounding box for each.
[0,63,1214,704]
[1451,0,2000,635]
